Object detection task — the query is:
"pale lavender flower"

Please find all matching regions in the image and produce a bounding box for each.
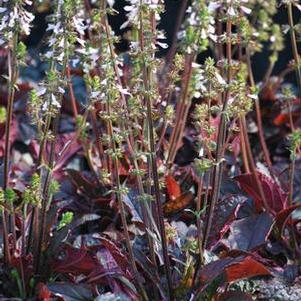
[0,0,34,46]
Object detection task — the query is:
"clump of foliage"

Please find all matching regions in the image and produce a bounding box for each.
[0,0,301,300]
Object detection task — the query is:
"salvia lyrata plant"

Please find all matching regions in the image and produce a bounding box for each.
[0,0,301,300]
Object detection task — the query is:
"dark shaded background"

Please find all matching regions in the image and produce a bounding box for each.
[26,0,300,83]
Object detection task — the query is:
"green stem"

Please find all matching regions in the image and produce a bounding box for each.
[288,2,301,98]
[196,175,204,264]
[102,9,148,300]
[138,7,174,300]
[36,15,70,273]
[3,31,18,265]
[4,32,18,189]
[167,54,194,166]
[246,49,273,172]
[203,19,232,249]
[106,90,148,301]
[27,58,55,255]
[287,2,299,207]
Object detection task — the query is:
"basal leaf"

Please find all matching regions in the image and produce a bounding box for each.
[225,256,271,282]
[47,283,93,301]
[226,212,273,251]
[275,204,301,235]
[236,171,287,213]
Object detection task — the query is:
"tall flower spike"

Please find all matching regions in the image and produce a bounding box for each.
[179,0,216,54]
[209,0,251,17]
[0,0,34,46]
[122,0,167,50]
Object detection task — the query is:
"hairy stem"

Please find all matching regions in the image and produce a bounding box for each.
[138,6,174,300]
[66,65,78,117]
[3,31,18,265]
[287,2,301,98]
[246,49,273,171]
[203,19,232,249]
[106,91,148,301]
[287,2,299,206]
[167,54,194,166]
[196,175,204,264]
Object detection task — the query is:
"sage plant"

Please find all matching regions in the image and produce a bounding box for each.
[1,0,301,300]
[0,0,34,266]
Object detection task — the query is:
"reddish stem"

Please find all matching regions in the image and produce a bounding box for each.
[66,65,78,117]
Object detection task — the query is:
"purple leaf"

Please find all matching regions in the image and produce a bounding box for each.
[98,236,129,273]
[275,204,301,234]
[236,172,287,213]
[198,256,243,285]
[47,283,93,301]
[206,195,246,249]
[198,255,271,287]
[226,212,273,251]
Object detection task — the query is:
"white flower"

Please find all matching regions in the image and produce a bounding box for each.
[58,37,65,48]
[227,6,236,16]
[187,12,198,26]
[182,1,216,52]
[101,79,108,85]
[8,8,18,28]
[48,37,56,47]
[76,37,86,47]
[91,91,100,98]
[36,87,47,96]
[0,15,8,31]
[44,51,54,59]
[228,97,235,105]
[72,17,86,35]
[122,0,162,29]
[208,2,221,12]
[71,58,80,67]
[215,72,226,85]
[247,94,258,100]
[57,52,64,62]
[157,32,166,40]
[51,94,61,108]
[209,0,251,17]
[42,102,48,111]
[117,85,131,96]
[58,87,65,94]
[130,41,139,50]
[241,6,251,14]
[107,0,115,7]
[157,41,168,49]
[47,22,62,34]
[192,62,201,68]
[193,91,201,98]
[0,1,34,46]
